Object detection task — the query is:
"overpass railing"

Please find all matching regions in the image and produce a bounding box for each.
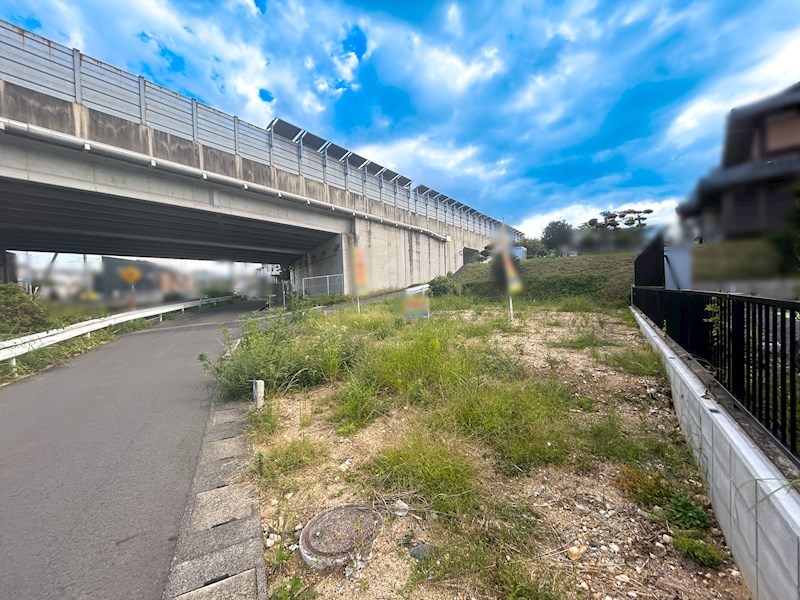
[0,296,234,365]
[0,20,522,241]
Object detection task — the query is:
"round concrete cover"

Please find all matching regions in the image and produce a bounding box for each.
[299,505,383,570]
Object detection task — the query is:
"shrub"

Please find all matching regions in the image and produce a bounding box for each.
[428,275,463,297]
[201,317,363,400]
[0,283,59,337]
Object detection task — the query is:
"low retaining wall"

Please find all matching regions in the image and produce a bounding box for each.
[633,308,800,600]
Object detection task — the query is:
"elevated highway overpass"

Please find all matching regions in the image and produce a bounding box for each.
[0,20,522,292]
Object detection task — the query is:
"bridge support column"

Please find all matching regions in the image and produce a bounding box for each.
[0,249,15,283]
[291,234,354,296]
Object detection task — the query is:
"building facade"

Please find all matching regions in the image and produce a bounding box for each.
[678,83,800,240]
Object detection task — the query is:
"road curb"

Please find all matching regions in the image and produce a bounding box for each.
[163,400,266,600]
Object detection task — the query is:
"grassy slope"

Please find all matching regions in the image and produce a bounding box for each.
[454,252,635,305]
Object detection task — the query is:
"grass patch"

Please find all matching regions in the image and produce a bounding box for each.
[329,379,385,435]
[558,296,597,313]
[246,406,279,443]
[599,346,665,377]
[673,534,725,568]
[411,530,557,599]
[454,252,634,305]
[200,316,364,400]
[584,411,644,463]
[616,466,672,505]
[269,577,318,600]
[615,466,711,530]
[552,330,613,349]
[369,432,478,519]
[442,379,571,474]
[253,439,318,485]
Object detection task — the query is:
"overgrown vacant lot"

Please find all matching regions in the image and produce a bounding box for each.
[205,295,750,600]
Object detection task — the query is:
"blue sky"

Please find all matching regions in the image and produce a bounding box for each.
[3,0,800,236]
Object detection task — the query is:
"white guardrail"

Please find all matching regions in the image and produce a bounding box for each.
[0,296,234,363]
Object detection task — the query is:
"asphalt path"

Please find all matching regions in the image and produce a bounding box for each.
[0,300,265,600]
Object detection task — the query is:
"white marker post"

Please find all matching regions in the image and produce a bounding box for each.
[252,379,265,409]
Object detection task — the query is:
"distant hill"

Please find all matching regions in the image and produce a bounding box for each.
[453,252,635,305]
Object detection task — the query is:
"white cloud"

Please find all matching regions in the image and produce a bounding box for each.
[512,52,596,112]
[51,0,85,49]
[332,51,359,82]
[225,0,259,17]
[445,4,463,37]
[515,198,679,238]
[666,27,800,148]
[354,134,508,188]
[418,45,504,94]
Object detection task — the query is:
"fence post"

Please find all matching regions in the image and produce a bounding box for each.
[139,77,147,124]
[731,297,745,399]
[234,116,240,156]
[191,99,198,142]
[72,48,82,103]
[327,276,330,295]
[268,127,274,165]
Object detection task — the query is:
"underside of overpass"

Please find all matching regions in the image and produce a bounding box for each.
[0,178,338,265]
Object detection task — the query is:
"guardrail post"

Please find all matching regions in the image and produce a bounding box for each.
[327,276,330,295]
[72,48,82,103]
[10,357,17,377]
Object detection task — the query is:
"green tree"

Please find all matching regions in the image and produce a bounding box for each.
[520,237,549,258]
[541,220,573,256]
[583,208,653,230]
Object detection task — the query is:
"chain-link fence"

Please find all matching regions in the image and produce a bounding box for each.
[301,274,344,297]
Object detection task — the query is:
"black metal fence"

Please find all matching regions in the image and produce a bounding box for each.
[633,286,800,463]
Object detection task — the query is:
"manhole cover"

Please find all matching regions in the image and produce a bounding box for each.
[299,505,383,571]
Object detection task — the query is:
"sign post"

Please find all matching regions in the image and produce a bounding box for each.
[498,225,522,325]
[119,265,142,308]
[352,246,368,314]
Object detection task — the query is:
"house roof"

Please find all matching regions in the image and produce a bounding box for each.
[678,152,800,216]
[723,82,800,167]
[678,81,800,216]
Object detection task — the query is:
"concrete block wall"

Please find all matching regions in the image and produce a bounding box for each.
[634,308,800,600]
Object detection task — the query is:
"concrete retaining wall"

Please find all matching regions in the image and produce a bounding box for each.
[633,308,800,600]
